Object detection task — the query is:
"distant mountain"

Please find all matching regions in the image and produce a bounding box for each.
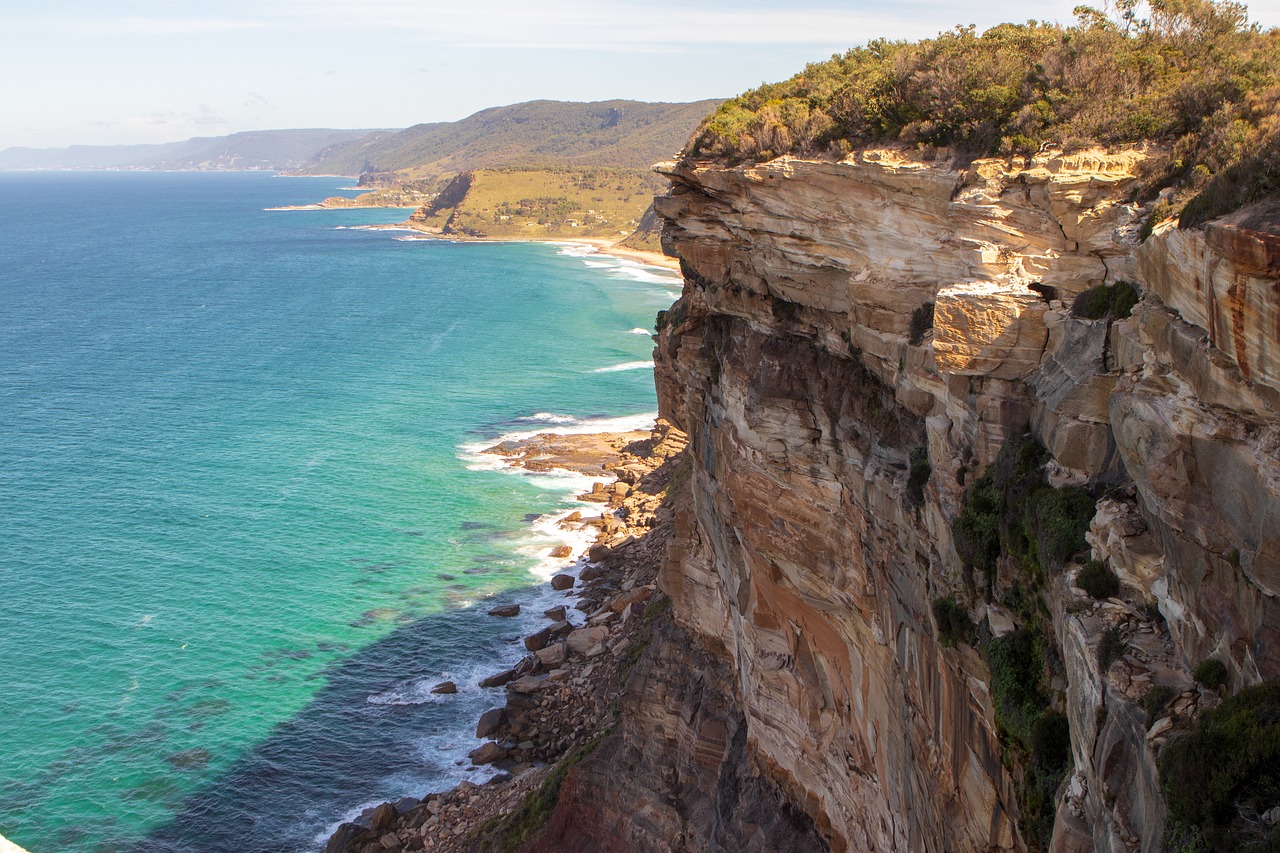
[0,129,389,172]
[292,99,723,179]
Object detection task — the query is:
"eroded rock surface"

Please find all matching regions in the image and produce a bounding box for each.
[634,150,1279,851]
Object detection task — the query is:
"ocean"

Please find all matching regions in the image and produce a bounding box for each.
[0,171,677,852]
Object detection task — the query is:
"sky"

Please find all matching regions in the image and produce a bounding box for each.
[4,0,1280,150]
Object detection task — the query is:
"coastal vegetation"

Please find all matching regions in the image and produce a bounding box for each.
[947,434,1097,850]
[408,167,666,240]
[1072,281,1141,320]
[1076,559,1121,599]
[686,0,1280,223]
[1159,680,1280,851]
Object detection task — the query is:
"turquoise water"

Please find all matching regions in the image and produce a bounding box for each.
[0,172,676,852]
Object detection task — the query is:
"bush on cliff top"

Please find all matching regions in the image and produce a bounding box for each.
[685,1,1280,220]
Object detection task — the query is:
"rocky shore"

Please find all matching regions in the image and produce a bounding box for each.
[324,421,688,853]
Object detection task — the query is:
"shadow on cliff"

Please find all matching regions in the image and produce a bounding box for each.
[136,591,539,853]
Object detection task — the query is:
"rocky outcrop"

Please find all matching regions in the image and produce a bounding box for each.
[328,146,1279,852]
[617,150,1280,851]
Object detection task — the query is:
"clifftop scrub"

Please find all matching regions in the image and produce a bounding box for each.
[687,0,1279,224]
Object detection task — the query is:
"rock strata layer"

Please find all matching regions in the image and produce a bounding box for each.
[633,150,1277,851]
[328,148,1280,852]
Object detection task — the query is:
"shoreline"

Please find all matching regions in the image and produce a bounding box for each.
[324,421,687,852]
[388,225,680,272]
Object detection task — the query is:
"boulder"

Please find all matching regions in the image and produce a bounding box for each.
[429,681,457,695]
[524,626,554,651]
[509,674,549,693]
[478,669,517,689]
[550,574,575,591]
[588,543,611,563]
[543,605,567,621]
[366,803,397,833]
[476,707,506,738]
[567,626,611,656]
[549,545,574,559]
[610,586,653,613]
[487,604,521,618]
[535,642,568,668]
[468,741,508,765]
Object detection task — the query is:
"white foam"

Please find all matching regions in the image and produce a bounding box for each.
[334,225,421,233]
[591,360,652,373]
[628,327,652,335]
[550,241,681,285]
[457,410,655,579]
[554,242,600,258]
[460,412,657,459]
[516,412,579,425]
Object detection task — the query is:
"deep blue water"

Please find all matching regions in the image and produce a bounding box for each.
[0,171,677,852]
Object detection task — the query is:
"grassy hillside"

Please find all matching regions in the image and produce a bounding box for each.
[687,0,1279,224]
[405,167,668,240]
[295,99,721,179]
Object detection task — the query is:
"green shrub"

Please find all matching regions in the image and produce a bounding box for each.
[1194,658,1230,690]
[908,301,935,346]
[954,471,1002,577]
[685,3,1280,222]
[1142,684,1177,725]
[907,446,931,506]
[933,596,975,647]
[1071,281,1140,320]
[1025,486,1096,573]
[986,629,1047,748]
[1077,560,1121,599]
[1098,626,1127,671]
[1159,681,1280,851]
[1031,710,1072,769]
[473,728,612,852]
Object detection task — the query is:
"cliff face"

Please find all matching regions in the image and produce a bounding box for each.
[588,150,1280,851]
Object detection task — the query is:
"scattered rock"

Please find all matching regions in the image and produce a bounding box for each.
[567,626,611,656]
[544,605,567,621]
[476,707,506,738]
[551,574,575,591]
[366,803,398,833]
[430,681,458,695]
[487,604,521,618]
[509,674,550,693]
[468,742,507,766]
[535,642,568,668]
[610,586,652,613]
[479,669,517,688]
[588,543,611,563]
[549,545,574,559]
[524,626,554,651]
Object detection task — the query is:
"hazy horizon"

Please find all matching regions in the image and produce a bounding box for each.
[11,0,1278,151]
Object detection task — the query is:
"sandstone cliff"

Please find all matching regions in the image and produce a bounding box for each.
[523,148,1279,852]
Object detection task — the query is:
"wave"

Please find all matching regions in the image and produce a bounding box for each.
[628,327,652,335]
[551,241,681,285]
[332,225,420,233]
[515,412,580,424]
[591,360,653,373]
[554,243,599,258]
